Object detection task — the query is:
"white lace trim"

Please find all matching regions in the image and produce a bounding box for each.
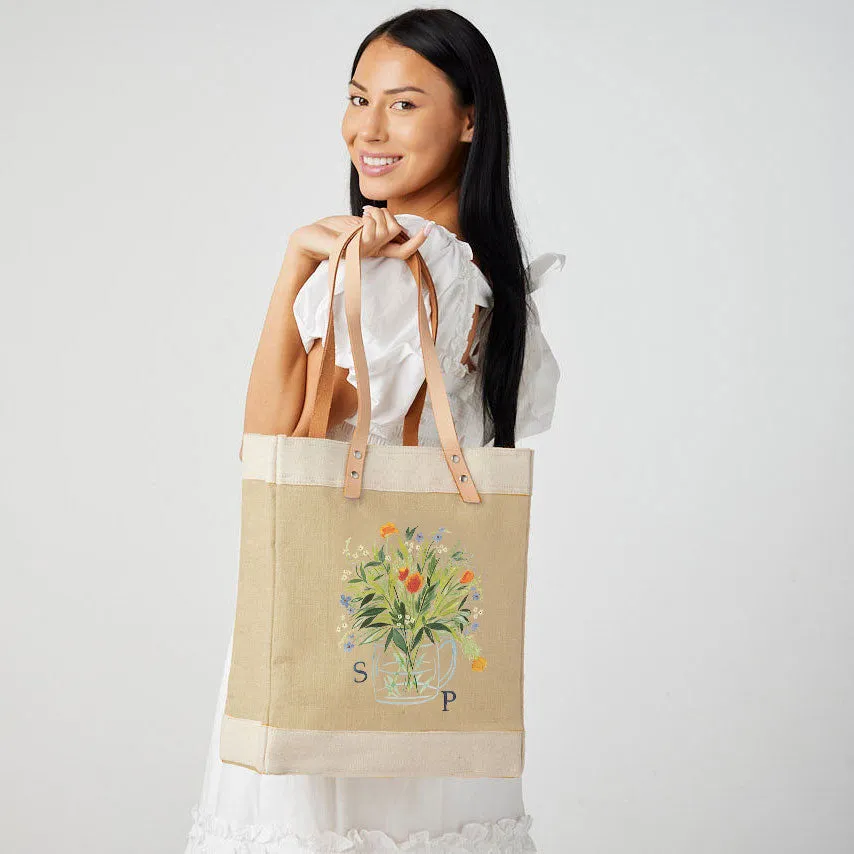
[185,803,537,853]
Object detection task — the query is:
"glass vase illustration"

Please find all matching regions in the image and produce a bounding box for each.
[372,635,457,705]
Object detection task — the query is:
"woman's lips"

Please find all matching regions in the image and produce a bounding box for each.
[359,154,404,177]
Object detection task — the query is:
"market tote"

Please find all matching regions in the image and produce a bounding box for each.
[220,222,535,777]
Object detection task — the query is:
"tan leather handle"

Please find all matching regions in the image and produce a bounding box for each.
[307,231,439,446]
[331,223,481,503]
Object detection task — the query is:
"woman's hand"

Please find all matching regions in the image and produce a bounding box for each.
[290,206,433,264]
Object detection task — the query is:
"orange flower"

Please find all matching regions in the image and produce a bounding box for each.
[471,657,487,671]
[460,569,474,584]
[380,523,398,538]
[398,567,409,581]
[405,571,423,594]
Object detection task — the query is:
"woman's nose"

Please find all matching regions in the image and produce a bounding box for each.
[357,105,388,136]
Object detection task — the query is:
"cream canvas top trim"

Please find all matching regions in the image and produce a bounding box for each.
[241,433,533,496]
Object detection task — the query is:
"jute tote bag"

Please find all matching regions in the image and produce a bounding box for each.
[220,222,535,777]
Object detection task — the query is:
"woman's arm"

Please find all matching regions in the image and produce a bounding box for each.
[240,241,320,459]
[239,212,431,460]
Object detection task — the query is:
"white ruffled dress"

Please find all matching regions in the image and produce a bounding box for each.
[184,214,565,853]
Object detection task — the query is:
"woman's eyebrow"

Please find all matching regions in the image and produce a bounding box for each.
[348,79,428,95]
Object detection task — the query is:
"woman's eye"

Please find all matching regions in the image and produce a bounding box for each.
[346,95,415,111]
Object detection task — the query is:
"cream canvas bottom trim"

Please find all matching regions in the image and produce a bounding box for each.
[220,713,524,778]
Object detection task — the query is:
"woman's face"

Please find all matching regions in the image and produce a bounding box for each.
[342,37,474,204]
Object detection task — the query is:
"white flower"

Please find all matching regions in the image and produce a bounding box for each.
[336,626,341,633]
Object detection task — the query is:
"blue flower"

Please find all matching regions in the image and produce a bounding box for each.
[471,622,479,632]
[344,641,354,652]
[347,605,356,614]
[414,532,424,543]
[348,633,354,639]
[339,594,352,607]
[472,591,480,601]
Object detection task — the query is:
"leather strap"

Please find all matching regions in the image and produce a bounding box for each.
[308,232,439,445]
[313,222,482,503]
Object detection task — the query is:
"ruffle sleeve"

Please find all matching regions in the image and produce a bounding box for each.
[516,252,565,440]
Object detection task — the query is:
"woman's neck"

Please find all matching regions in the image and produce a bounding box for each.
[386,198,462,243]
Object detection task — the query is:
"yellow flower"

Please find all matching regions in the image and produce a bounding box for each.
[380,523,398,538]
[471,657,487,672]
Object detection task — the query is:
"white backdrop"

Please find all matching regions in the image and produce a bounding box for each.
[1,1,852,852]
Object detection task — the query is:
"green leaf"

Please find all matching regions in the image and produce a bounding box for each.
[424,626,436,644]
[391,628,408,655]
[359,606,385,618]
[427,621,451,632]
[416,584,429,610]
[413,628,424,646]
[421,584,438,610]
[383,629,394,652]
[364,560,382,568]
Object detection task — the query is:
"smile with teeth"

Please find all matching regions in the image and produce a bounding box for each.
[363,155,403,165]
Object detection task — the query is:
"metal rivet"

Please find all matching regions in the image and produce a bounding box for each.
[351,470,359,478]
[452,454,460,463]
[354,449,362,459]
[460,474,468,482]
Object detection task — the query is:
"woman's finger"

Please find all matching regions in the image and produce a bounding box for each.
[360,206,377,249]
[380,220,433,259]
[381,207,404,241]
[365,205,390,246]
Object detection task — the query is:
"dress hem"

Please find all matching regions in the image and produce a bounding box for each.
[185,802,538,853]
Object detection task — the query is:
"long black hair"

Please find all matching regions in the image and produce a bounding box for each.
[347,8,535,448]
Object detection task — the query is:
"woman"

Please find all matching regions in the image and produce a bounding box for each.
[186,8,563,852]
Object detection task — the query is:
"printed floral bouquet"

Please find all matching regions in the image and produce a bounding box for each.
[337,523,486,696]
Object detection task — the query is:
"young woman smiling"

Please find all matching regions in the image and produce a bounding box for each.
[187,9,564,853]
